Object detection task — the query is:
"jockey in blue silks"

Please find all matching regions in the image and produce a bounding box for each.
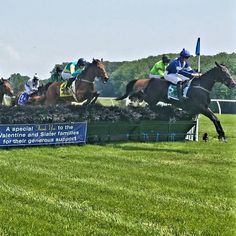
[164,48,201,100]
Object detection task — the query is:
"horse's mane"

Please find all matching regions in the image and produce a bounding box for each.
[201,66,217,77]
[199,63,228,79]
[76,59,100,79]
[77,66,89,79]
[192,65,218,84]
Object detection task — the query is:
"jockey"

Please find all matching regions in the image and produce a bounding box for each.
[149,55,171,79]
[48,65,63,83]
[164,48,201,100]
[61,58,87,93]
[24,73,40,95]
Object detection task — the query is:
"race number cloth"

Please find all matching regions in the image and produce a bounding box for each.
[18,92,29,105]
[60,82,72,97]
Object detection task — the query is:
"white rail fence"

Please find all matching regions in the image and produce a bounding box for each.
[211,99,236,114]
[99,97,236,114]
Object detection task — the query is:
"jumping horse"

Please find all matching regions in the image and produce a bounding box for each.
[16,84,50,106]
[45,59,109,105]
[116,62,236,141]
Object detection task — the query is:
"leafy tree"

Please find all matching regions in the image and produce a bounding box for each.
[9,73,30,94]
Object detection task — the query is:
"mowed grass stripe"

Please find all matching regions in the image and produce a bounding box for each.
[0,148,232,205]
[0,185,187,236]
[0,182,226,236]
[0,157,231,202]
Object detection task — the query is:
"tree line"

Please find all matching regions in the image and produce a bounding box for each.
[9,52,236,99]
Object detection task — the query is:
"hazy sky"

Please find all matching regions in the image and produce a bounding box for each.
[0,0,235,79]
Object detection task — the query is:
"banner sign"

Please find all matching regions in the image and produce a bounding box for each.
[0,122,87,147]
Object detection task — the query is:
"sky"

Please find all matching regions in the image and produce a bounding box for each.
[0,0,235,79]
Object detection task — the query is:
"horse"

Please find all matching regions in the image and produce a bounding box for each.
[45,59,109,106]
[15,84,50,106]
[116,62,236,141]
[27,84,51,105]
[0,78,14,105]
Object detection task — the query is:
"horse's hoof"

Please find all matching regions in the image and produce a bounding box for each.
[218,136,227,142]
[223,137,228,143]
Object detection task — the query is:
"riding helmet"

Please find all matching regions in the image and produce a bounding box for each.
[180,48,191,58]
[162,55,171,63]
[77,58,86,66]
[33,73,40,80]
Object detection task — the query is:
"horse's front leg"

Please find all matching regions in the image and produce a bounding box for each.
[78,92,94,106]
[90,92,100,104]
[83,92,99,105]
[201,108,226,141]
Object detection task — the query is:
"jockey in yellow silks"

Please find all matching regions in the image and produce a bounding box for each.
[61,58,87,92]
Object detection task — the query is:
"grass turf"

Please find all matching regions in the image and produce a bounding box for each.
[0,114,235,235]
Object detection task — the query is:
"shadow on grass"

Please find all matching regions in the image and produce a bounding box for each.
[104,143,192,154]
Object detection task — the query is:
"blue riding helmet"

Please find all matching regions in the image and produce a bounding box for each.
[180,48,191,58]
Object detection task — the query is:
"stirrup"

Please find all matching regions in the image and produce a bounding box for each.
[179,95,188,102]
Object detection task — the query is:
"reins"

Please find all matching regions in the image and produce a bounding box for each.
[191,67,218,94]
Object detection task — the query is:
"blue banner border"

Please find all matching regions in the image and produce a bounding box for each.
[0,122,87,147]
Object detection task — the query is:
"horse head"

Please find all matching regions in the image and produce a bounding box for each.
[0,78,14,96]
[91,58,109,83]
[215,62,236,89]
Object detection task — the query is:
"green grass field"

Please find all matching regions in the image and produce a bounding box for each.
[0,115,235,235]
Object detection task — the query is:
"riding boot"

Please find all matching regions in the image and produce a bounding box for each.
[66,77,75,88]
[63,77,75,94]
[177,81,183,101]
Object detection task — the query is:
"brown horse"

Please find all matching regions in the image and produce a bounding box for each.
[27,84,52,105]
[116,62,236,141]
[0,78,14,105]
[45,59,109,106]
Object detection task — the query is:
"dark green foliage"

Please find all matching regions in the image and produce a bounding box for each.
[8,53,236,98]
[106,53,236,98]
[9,73,30,94]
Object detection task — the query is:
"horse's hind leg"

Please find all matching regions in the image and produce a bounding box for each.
[116,80,137,101]
[201,108,226,141]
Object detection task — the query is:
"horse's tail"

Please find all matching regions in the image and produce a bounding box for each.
[116,80,137,100]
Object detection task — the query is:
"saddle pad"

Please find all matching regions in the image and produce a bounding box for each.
[60,81,72,97]
[167,84,178,100]
[18,92,29,105]
[167,81,191,101]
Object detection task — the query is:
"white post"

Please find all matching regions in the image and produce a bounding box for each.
[216,101,221,114]
[198,55,201,73]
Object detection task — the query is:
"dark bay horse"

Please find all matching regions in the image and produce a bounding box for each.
[0,78,14,105]
[116,62,236,141]
[45,59,109,106]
